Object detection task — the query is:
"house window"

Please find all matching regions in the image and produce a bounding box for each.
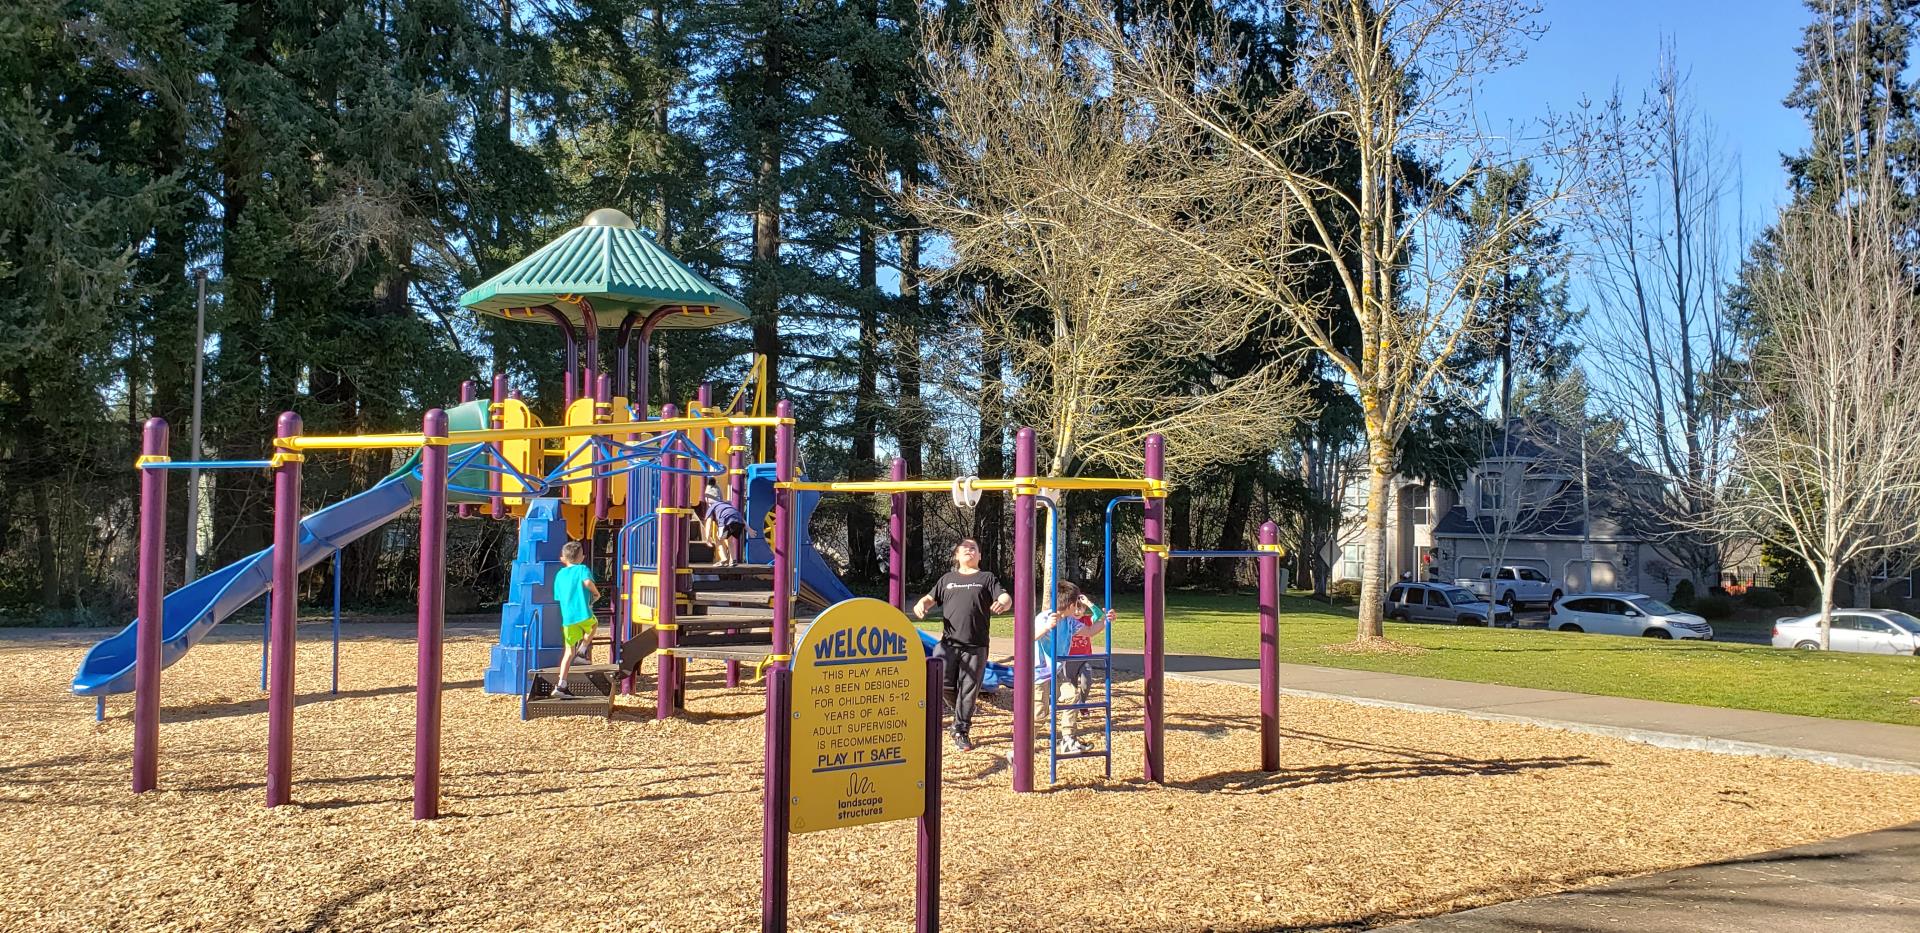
[1340,544,1365,581]
[1873,559,1913,599]
[1479,472,1504,512]
[1408,485,1430,526]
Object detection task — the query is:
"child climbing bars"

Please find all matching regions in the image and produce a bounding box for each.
[550,541,600,698]
[1035,582,1110,755]
[695,492,747,566]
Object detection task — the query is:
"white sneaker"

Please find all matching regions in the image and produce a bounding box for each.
[1056,738,1085,755]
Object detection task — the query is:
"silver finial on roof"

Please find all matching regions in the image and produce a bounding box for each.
[582,208,636,228]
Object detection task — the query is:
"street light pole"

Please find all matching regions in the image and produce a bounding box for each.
[184,269,208,583]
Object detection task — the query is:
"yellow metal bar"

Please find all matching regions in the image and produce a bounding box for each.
[280,433,429,451]
[1032,476,1169,495]
[133,455,172,468]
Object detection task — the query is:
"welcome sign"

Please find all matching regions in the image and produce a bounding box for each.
[788,598,927,833]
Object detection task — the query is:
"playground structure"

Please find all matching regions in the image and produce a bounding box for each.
[77,208,1286,821]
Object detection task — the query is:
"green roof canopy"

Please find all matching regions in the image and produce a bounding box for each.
[459,208,748,329]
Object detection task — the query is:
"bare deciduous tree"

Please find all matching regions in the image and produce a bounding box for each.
[1037,0,1595,640]
[898,0,1312,483]
[1719,11,1920,647]
[1581,51,1751,594]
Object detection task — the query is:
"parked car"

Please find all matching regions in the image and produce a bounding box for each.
[1771,610,1920,655]
[1456,565,1563,609]
[1548,592,1713,640]
[1386,582,1516,627]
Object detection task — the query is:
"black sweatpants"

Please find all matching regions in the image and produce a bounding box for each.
[933,638,988,737]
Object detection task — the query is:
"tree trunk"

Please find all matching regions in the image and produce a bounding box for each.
[846,209,880,584]
[1167,486,1193,587]
[896,220,924,581]
[976,342,1006,572]
[1817,562,1838,650]
[1357,431,1394,639]
[749,37,784,398]
[1209,461,1257,588]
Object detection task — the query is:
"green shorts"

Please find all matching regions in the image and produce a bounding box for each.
[562,619,597,649]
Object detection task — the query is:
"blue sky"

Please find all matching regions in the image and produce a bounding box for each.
[1476,0,1813,228]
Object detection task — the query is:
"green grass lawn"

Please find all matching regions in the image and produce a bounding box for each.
[936,590,1920,727]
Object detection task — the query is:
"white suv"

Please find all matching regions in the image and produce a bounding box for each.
[1548,592,1713,640]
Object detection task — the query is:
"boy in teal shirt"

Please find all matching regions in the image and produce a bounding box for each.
[551,541,600,698]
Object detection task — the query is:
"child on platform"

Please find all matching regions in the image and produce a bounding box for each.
[551,541,601,698]
[1035,581,1110,755]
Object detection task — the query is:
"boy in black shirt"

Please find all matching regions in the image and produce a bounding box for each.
[912,538,1011,751]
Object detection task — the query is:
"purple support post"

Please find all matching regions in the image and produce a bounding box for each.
[634,306,675,420]
[615,311,640,402]
[726,427,747,688]
[1258,521,1281,772]
[594,372,612,523]
[457,381,476,518]
[266,412,303,808]
[132,418,168,793]
[580,298,600,404]
[772,401,794,668]
[915,654,944,933]
[536,306,580,409]
[415,410,450,820]
[1143,433,1167,784]
[655,404,681,720]
[489,372,507,520]
[689,383,712,644]
[1012,428,1037,793]
[889,459,906,610]
[761,665,792,932]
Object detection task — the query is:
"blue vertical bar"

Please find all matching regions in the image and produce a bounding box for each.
[96,696,105,722]
[331,548,342,695]
[260,594,270,690]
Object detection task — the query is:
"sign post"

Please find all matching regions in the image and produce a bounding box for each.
[763,598,941,931]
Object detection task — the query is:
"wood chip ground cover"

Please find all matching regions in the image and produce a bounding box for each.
[4,625,1917,932]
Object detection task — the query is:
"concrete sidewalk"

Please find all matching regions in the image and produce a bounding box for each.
[1391,821,1920,932]
[987,638,1920,773]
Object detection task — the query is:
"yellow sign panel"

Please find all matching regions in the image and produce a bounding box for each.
[789,598,926,834]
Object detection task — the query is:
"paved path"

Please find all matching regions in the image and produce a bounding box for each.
[1390,821,1920,932]
[979,641,1920,930]
[982,637,1920,773]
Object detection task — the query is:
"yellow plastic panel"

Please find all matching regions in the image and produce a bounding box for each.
[498,399,538,506]
[562,397,598,506]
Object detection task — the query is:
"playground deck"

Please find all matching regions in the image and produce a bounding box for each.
[7,625,1919,932]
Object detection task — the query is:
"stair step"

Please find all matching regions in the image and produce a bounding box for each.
[678,629,775,649]
[525,694,615,719]
[528,665,619,700]
[682,606,817,625]
[690,589,774,608]
[689,577,778,594]
[673,644,785,663]
[688,562,772,579]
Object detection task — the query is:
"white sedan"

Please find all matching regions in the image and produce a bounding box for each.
[1772,610,1920,655]
[1547,592,1713,640]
